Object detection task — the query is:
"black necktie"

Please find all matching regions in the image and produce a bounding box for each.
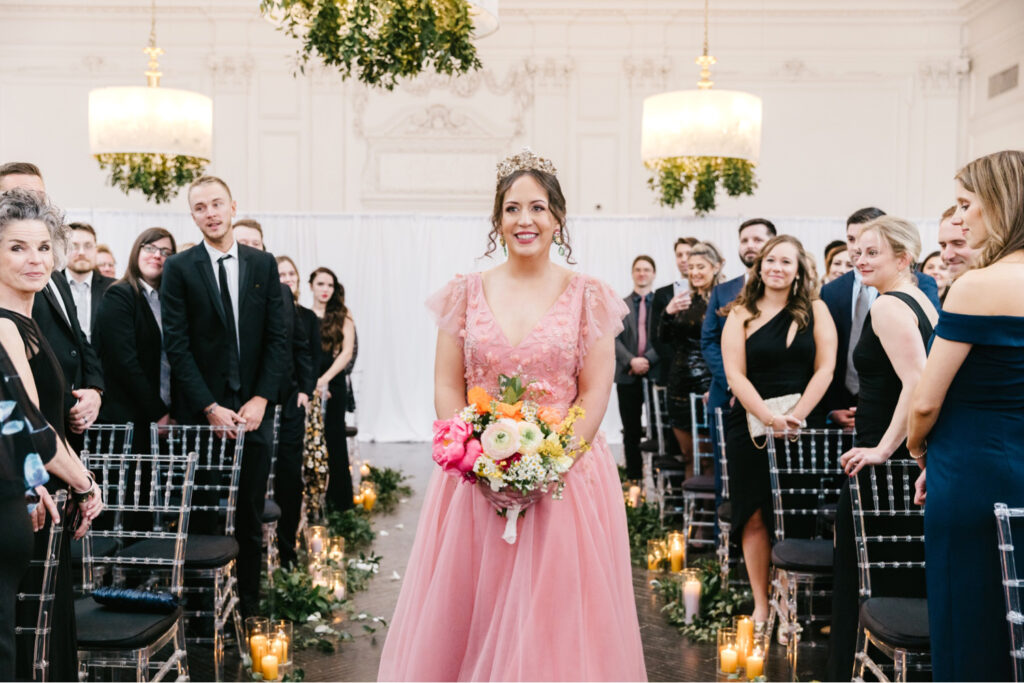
[218,255,241,393]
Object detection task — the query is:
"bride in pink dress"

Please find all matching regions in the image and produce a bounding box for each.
[378,150,647,682]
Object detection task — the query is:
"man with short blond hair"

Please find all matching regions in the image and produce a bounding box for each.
[938,204,980,295]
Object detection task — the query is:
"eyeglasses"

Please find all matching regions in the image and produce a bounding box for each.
[141,244,174,258]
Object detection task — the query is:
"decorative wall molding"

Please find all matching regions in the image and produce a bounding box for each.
[623,56,673,90]
[207,54,255,92]
[524,57,575,90]
[918,57,971,95]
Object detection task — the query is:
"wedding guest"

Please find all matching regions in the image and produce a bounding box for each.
[614,255,659,481]
[720,234,836,624]
[701,218,775,504]
[0,188,104,681]
[659,242,723,475]
[823,239,846,265]
[95,244,116,279]
[908,150,1024,681]
[64,222,114,342]
[93,228,177,453]
[651,236,698,385]
[161,176,287,617]
[0,164,104,453]
[276,255,318,567]
[820,208,940,430]
[826,216,937,680]
[309,267,355,512]
[919,251,949,299]
[938,204,981,292]
[824,243,853,283]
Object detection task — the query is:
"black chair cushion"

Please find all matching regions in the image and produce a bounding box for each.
[120,535,239,569]
[262,499,282,523]
[71,536,119,566]
[75,597,182,650]
[717,501,732,524]
[682,474,715,493]
[771,538,833,572]
[859,597,930,650]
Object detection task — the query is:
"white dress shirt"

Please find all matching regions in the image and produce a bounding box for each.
[203,239,240,351]
[65,273,93,340]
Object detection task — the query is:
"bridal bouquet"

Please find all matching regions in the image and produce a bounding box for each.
[432,374,589,543]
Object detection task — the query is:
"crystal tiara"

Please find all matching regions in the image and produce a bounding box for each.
[496,147,558,181]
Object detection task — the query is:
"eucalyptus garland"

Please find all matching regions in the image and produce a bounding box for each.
[651,558,752,643]
[95,153,207,204]
[260,0,483,90]
[646,156,758,216]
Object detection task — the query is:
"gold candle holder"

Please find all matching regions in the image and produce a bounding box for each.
[667,531,686,573]
[646,539,667,571]
[245,616,270,675]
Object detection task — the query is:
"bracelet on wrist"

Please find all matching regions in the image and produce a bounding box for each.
[204,403,219,416]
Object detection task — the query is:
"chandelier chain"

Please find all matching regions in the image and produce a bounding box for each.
[143,0,164,87]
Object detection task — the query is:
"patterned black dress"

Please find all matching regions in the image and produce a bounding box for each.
[659,292,712,430]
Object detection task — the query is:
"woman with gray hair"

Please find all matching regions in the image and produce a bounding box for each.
[0,188,103,680]
[658,240,726,474]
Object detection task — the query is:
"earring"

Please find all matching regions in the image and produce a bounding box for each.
[792,278,799,295]
[499,234,507,257]
[553,230,566,257]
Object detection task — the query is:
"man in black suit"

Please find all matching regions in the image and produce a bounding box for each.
[650,236,698,385]
[615,255,660,481]
[64,222,114,343]
[0,162,105,451]
[161,176,288,615]
[820,207,941,429]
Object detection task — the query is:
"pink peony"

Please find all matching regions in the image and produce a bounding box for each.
[432,418,478,474]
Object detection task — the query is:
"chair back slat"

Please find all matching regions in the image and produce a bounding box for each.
[267,404,283,499]
[689,392,714,476]
[82,422,133,455]
[766,428,853,542]
[715,407,730,500]
[81,452,197,596]
[849,460,925,600]
[994,503,1024,679]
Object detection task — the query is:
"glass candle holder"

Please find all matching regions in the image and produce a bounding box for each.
[681,568,702,624]
[270,619,293,667]
[328,536,346,565]
[733,615,755,666]
[361,481,378,511]
[245,616,270,675]
[717,627,738,675]
[331,568,348,603]
[304,525,328,560]
[310,561,331,590]
[666,531,686,572]
[359,461,371,478]
[745,633,768,679]
[646,539,667,571]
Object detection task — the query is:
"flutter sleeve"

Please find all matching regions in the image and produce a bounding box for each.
[579,275,629,366]
[425,274,470,341]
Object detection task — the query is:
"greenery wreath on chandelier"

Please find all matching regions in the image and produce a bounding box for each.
[95,153,208,205]
[260,0,483,90]
[645,156,758,216]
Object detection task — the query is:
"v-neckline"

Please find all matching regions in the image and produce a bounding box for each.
[476,272,580,349]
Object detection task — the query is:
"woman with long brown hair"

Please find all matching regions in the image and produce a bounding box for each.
[94,227,177,452]
[720,234,837,625]
[309,267,355,512]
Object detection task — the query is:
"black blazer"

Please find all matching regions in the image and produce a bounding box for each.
[297,304,321,393]
[614,293,660,385]
[93,280,168,427]
[31,270,105,416]
[280,286,316,402]
[161,243,288,421]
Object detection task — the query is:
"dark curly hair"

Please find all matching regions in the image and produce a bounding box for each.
[725,234,819,332]
[484,168,575,264]
[309,266,349,354]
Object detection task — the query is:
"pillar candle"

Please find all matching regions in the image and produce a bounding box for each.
[719,646,738,674]
[627,485,641,507]
[261,654,279,681]
[249,634,267,674]
[683,577,701,624]
[746,651,764,679]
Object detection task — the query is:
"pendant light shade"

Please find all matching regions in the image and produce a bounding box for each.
[468,0,499,38]
[641,88,762,164]
[89,86,212,160]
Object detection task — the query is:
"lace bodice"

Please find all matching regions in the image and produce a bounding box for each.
[426,272,628,413]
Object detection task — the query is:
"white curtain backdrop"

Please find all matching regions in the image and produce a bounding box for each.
[65,210,940,443]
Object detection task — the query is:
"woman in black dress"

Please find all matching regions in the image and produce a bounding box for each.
[94,227,177,453]
[0,188,103,680]
[826,217,938,679]
[276,255,319,565]
[659,241,724,475]
[309,267,355,512]
[721,235,837,624]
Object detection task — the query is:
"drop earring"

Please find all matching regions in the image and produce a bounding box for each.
[500,234,507,257]
[554,230,565,257]
[792,277,799,295]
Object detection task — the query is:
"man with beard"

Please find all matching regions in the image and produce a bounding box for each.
[64,222,113,342]
[700,218,775,505]
[937,204,981,302]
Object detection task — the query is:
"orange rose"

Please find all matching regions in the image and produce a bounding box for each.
[496,401,524,420]
[467,386,493,414]
[537,406,564,426]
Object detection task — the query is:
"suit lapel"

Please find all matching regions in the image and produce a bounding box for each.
[237,247,252,313]
[193,248,227,326]
[45,277,75,333]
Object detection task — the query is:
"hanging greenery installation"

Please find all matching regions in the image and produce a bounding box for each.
[645,156,758,217]
[95,153,208,205]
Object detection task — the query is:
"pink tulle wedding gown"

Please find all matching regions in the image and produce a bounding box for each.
[377,272,647,682]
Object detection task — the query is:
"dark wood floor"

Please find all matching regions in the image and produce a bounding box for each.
[190,442,829,682]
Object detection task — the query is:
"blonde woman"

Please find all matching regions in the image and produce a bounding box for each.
[908,150,1024,681]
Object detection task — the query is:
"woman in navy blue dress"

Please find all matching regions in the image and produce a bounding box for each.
[909,149,1024,681]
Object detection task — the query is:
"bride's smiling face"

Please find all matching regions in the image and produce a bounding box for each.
[500,174,557,258]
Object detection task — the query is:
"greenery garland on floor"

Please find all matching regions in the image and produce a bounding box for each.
[365,465,414,514]
[625,501,667,566]
[651,557,752,643]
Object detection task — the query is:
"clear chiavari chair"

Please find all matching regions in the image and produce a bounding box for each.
[15,490,69,683]
[765,427,853,675]
[850,459,929,683]
[638,379,665,504]
[346,367,362,470]
[679,392,716,551]
[75,452,197,682]
[713,407,733,584]
[149,423,245,681]
[262,405,284,579]
[996,503,1024,682]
